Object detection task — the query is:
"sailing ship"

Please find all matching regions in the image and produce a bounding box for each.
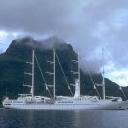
[2,49,128,110]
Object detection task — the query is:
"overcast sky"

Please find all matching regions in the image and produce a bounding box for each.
[0,0,128,86]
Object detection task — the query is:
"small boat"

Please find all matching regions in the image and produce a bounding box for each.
[2,49,128,110]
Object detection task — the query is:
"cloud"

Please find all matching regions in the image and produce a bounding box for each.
[0,0,83,34]
[0,0,128,74]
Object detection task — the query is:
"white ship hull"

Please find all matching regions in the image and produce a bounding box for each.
[3,103,127,110]
[2,97,128,110]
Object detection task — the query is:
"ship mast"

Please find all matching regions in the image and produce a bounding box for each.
[31,50,35,98]
[102,47,105,100]
[46,49,56,99]
[24,50,35,97]
[78,51,80,91]
[53,49,56,99]
[72,51,80,98]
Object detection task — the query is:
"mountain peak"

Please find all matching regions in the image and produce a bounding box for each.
[6,36,73,52]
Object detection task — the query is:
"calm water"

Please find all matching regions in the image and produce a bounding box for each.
[0,109,128,128]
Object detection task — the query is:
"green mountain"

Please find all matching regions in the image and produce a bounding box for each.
[0,36,128,106]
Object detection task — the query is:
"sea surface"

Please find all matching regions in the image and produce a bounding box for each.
[0,109,128,128]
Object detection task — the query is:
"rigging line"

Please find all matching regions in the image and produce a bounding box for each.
[86,67,101,99]
[104,49,128,86]
[120,75,128,85]
[55,53,73,96]
[102,47,127,100]
[34,54,52,98]
[101,47,127,100]
[116,79,127,100]
[120,87,127,101]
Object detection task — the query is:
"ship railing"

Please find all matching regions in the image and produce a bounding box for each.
[18,94,32,97]
[105,96,122,102]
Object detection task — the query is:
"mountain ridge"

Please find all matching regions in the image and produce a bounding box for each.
[0,36,127,106]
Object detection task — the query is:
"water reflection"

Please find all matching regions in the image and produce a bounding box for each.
[0,109,128,128]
